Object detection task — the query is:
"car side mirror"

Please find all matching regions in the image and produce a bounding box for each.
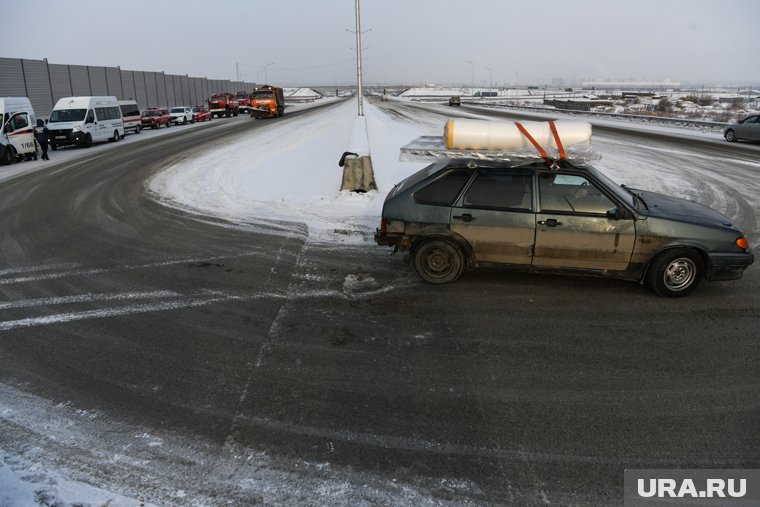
[607,207,624,220]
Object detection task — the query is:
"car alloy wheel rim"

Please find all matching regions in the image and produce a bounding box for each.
[663,258,696,291]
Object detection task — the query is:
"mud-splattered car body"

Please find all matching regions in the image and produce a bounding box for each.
[375,158,754,296]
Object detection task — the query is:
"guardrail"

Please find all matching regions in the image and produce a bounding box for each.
[462,101,729,131]
[408,96,733,132]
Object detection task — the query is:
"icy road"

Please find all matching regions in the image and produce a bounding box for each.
[1,97,759,506]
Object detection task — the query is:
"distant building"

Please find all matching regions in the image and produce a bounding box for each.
[582,80,681,89]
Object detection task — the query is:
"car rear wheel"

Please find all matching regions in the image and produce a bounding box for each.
[724,129,737,142]
[413,239,465,284]
[110,130,119,142]
[135,125,141,134]
[646,248,703,297]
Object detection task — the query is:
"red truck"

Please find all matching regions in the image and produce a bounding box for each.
[249,86,285,119]
[208,93,239,118]
[235,92,252,114]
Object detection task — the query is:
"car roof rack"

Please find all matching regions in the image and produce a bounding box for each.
[399,136,601,168]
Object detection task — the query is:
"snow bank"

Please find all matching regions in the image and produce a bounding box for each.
[148,100,430,244]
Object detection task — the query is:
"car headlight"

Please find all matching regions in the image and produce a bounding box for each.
[72,126,81,132]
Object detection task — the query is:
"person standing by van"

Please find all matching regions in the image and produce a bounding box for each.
[34,119,50,160]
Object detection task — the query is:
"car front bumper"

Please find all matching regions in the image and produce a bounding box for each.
[707,252,755,281]
[50,129,87,146]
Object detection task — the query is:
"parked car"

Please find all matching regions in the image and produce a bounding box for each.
[118,100,142,135]
[448,96,461,107]
[192,106,212,122]
[141,108,171,129]
[48,96,124,149]
[375,158,753,297]
[724,115,760,142]
[170,106,194,125]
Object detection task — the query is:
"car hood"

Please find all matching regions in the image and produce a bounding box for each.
[632,188,739,230]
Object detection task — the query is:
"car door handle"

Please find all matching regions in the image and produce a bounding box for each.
[538,219,562,227]
[453,213,475,222]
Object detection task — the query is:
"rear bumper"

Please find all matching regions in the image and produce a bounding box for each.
[707,252,754,281]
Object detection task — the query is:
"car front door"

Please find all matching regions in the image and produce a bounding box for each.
[736,115,758,140]
[533,172,635,271]
[449,168,535,265]
[747,116,760,141]
[5,112,36,156]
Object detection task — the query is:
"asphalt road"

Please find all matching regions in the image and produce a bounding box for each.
[1,99,758,505]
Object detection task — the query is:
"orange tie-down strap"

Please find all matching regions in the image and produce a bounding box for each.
[514,121,566,164]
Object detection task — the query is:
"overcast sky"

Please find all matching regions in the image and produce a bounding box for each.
[2,0,758,87]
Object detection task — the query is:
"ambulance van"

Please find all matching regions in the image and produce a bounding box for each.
[0,97,37,164]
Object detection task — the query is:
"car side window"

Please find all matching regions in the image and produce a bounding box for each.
[9,113,29,131]
[86,110,95,123]
[414,169,471,206]
[539,173,615,214]
[462,170,532,211]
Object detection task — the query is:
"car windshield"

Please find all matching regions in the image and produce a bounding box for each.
[587,166,636,209]
[192,108,203,113]
[143,110,161,117]
[170,108,184,113]
[253,91,273,99]
[49,109,87,123]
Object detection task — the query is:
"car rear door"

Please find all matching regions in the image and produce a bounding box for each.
[449,168,536,265]
[533,172,635,271]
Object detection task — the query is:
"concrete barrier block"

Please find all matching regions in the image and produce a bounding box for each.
[340,155,377,193]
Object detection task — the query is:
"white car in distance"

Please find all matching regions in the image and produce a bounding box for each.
[169,106,194,125]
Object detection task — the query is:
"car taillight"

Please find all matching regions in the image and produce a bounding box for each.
[380,218,388,233]
[736,237,749,250]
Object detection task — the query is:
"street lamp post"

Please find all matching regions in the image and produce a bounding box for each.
[465,60,475,92]
[263,62,274,85]
[354,0,364,116]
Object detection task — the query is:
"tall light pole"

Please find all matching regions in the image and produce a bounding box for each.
[485,66,493,91]
[465,60,475,91]
[354,0,364,116]
[263,62,274,85]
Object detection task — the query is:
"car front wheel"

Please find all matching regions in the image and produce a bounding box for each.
[646,248,703,297]
[413,239,465,284]
[724,129,737,142]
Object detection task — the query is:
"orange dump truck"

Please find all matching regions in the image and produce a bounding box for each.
[249,85,285,119]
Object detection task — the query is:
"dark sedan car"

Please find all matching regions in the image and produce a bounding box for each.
[724,115,760,142]
[375,158,753,297]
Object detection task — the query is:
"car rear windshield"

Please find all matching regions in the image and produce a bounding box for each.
[414,169,472,206]
[49,109,87,123]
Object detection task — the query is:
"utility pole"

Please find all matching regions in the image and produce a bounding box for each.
[354,0,364,116]
[465,60,475,91]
